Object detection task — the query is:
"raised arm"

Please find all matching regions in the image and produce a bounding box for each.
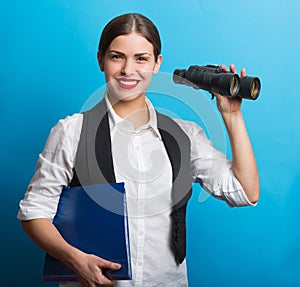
[214,64,260,204]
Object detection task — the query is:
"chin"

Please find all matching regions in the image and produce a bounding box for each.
[108,87,146,103]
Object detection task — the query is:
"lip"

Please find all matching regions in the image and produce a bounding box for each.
[116,78,140,90]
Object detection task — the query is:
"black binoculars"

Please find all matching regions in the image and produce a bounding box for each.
[173,65,261,100]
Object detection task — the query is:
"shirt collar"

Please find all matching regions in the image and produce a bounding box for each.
[104,93,162,139]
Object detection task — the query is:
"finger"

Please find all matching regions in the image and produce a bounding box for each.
[94,267,117,286]
[94,274,115,286]
[230,64,236,73]
[97,258,121,270]
[219,64,228,72]
[241,67,246,78]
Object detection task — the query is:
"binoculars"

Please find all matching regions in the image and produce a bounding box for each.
[173,65,261,100]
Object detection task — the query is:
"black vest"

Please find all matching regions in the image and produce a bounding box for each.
[70,99,193,264]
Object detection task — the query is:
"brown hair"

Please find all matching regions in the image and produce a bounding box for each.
[98,13,161,61]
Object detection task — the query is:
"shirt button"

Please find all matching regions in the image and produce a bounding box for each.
[139,231,144,236]
[138,261,143,266]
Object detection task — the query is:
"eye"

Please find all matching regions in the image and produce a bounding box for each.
[137,56,148,62]
[110,54,124,61]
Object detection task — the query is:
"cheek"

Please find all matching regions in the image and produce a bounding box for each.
[139,69,154,81]
[104,61,123,75]
[138,64,156,77]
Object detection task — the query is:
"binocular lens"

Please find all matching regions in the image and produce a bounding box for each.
[251,78,260,99]
[240,76,261,100]
[230,76,239,97]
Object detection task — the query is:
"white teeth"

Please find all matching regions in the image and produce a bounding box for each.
[119,80,138,86]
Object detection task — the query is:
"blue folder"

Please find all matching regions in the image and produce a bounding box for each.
[43,183,132,281]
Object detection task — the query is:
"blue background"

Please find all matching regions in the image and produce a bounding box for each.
[1,0,300,286]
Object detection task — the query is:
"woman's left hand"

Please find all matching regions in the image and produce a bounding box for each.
[214,64,245,115]
[213,64,260,204]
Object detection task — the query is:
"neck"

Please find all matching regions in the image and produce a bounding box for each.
[107,92,150,129]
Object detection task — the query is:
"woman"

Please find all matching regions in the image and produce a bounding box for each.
[18,13,259,287]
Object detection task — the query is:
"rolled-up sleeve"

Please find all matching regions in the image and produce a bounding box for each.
[175,119,255,207]
[17,114,83,221]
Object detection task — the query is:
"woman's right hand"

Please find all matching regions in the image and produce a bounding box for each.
[72,251,121,287]
[21,219,121,286]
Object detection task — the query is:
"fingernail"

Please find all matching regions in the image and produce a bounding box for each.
[114,263,121,269]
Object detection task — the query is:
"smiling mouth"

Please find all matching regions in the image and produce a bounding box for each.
[116,78,140,89]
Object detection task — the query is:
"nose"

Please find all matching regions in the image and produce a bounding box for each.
[121,59,136,75]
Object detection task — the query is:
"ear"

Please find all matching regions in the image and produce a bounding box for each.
[153,54,162,74]
[97,51,105,71]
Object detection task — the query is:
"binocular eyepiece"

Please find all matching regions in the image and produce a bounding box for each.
[173,65,261,100]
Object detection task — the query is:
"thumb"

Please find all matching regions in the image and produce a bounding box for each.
[97,257,121,270]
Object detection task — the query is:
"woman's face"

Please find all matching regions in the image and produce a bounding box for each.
[98,32,162,103]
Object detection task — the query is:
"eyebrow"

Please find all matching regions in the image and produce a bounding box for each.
[108,50,152,57]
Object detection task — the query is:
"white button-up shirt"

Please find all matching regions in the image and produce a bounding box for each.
[18,95,254,287]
